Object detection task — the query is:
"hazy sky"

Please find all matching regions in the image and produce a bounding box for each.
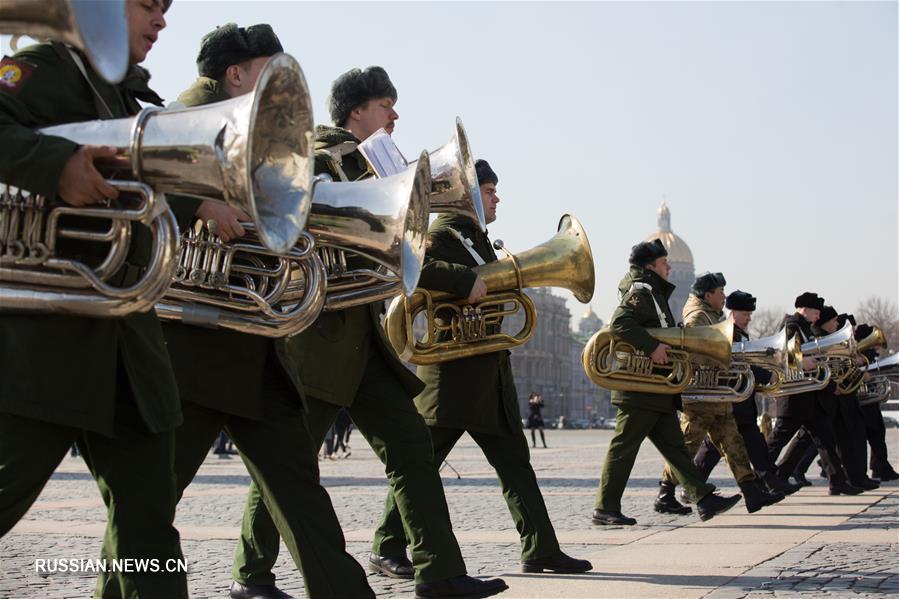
[4,1,896,327]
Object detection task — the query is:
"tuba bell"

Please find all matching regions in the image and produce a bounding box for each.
[385,214,595,364]
[422,118,487,232]
[1,53,314,317]
[582,321,734,394]
[1,0,128,83]
[311,153,432,311]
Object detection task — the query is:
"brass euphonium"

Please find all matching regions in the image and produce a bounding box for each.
[582,321,734,394]
[421,118,487,232]
[682,327,801,403]
[385,214,594,364]
[311,153,432,311]
[1,0,128,83]
[1,53,313,317]
[835,326,888,395]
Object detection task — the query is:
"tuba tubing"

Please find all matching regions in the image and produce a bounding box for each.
[1,0,128,83]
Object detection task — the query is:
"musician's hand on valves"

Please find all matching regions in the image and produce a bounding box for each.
[650,343,671,365]
[801,357,817,371]
[196,201,251,242]
[57,146,119,207]
[466,276,488,304]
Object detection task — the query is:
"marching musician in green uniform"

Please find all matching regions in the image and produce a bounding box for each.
[0,1,188,598]
[372,160,593,574]
[655,272,782,516]
[231,67,507,599]
[591,240,741,525]
[93,24,375,599]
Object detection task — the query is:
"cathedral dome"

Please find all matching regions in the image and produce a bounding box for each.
[646,202,693,264]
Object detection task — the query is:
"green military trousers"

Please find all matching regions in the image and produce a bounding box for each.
[596,405,716,512]
[233,351,467,585]
[373,424,562,562]
[661,402,755,485]
[0,400,187,599]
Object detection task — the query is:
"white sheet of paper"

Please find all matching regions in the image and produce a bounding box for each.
[358,129,408,177]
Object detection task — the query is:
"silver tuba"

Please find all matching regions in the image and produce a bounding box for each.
[1,0,128,83]
[801,321,856,385]
[311,153,432,311]
[860,351,899,405]
[423,118,486,232]
[154,225,327,338]
[1,53,313,317]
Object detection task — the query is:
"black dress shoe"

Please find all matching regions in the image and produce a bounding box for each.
[792,473,812,487]
[229,581,294,599]
[696,492,742,522]
[762,472,802,496]
[521,551,592,573]
[415,575,507,598]
[849,478,879,491]
[873,468,899,482]
[591,509,636,526]
[828,481,864,496]
[368,553,414,579]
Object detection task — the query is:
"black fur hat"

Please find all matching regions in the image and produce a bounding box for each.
[161,0,174,11]
[196,23,283,80]
[328,66,397,126]
[692,272,727,297]
[726,290,756,311]
[794,292,825,310]
[475,159,498,185]
[629,239,668,267]
[837,313,856,328]
[818,305,839,325]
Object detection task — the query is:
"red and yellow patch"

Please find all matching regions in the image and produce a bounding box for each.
[0,57,34,95]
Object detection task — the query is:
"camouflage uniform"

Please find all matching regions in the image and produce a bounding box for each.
[661,294,756,485]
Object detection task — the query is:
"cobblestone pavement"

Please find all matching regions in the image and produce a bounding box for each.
[1,429,896,598]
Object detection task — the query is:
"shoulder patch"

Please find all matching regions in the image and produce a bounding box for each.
[0,58,34,95]
[626,293,643,308]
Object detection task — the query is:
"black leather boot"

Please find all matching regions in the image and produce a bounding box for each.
[696,491,742,521]
[369,553,414,579]
[653,480,692,515]
[739,478,784,513]
[762,471,801,496]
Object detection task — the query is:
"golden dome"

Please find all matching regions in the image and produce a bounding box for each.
[646,201,693,264]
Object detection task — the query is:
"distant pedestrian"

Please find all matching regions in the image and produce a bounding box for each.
[334,410,353,458]
[527,393,547,448]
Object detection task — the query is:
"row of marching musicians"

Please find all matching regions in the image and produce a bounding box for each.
[583,243,898,526]
[0,2,598,598]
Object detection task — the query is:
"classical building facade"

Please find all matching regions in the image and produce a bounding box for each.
[646,202,695,321]
[504,289,613,426]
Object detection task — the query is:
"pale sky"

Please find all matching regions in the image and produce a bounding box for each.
[4,1,897,328]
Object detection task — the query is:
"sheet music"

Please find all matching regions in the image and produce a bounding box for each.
[358,128,408,177]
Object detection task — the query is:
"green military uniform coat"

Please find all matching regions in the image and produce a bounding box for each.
[596,265,716,511]
[0,42,186,599]
[372,213,563,562]
[0,43,181,435]
[233,126,469,586]
[413,214,520,434]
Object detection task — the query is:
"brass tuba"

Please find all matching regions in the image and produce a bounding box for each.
[311,154,432,311]
[1,53,314,317]
[385,214,595,365]
[1,0,128,83]
[582,321,733,394]
[802,322,857,386]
